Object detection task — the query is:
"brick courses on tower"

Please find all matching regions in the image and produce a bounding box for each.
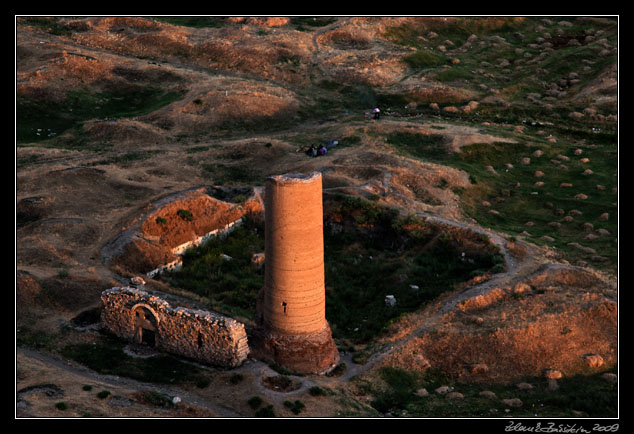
[252,172,339,374]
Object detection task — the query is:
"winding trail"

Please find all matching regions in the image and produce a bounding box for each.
[307,17,350,84]
[18,165,595,415]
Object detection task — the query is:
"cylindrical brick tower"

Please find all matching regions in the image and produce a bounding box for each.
[252,172,339,374]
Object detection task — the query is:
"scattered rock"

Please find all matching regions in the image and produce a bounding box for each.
[501,398,523,408]
[446,392,464,399]
[435,385,451,395]
[414,388,429,397]
[516,382,533,390]
[583,353,604,368]
[567,242,597,254]
[574,193,588,200]
[541,235,555,242]
[599,213,609,221]
[384,295,396,307]
[479,390,497,399]
[464,363,489,375]
[601,373,617,384]
[543,368,563,380]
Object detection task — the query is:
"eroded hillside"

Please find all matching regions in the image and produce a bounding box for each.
[16,16,618,419]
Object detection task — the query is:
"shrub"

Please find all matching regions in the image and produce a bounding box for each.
[248,396,263,409]
[284,400,306,415]
[97,390,111,399]
[229,373,244,384]
[82,385,93,391]
[55,402,68,411]
[195,376,211,388]
[177,209,193,221]
[308,386,326,396]
[142,391,174,408]
[255,404,275,418]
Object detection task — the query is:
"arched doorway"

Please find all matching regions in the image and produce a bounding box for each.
[132,305,159,347]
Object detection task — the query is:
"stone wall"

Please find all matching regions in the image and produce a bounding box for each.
[101,287,249,368]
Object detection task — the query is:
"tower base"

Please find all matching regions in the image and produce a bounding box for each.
[250,324,340,375]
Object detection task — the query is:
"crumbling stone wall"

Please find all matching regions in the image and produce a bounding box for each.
[101,287,249,368]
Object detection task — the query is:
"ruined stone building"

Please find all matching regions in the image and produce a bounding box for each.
[101,172,338,373]
[101,287,249,368]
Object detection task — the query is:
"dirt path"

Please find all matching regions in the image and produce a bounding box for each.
[308,17,350,84]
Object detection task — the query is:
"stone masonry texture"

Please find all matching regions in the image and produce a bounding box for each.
[253,172,339,374]
[101,287,249,368]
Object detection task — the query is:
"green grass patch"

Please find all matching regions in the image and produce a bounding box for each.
[19,17,74,36]
[168,196,501,344]
[434,67,473,83]
[325,196,502,343]
[61,333,210,386]
[403,50,446,69]
[204,163,263,186]
[365,366,617,417]
[166,215,265,319]
[290,17,336,31]
[383,127,617,271]
[385,131,450,162]
[17,87,184,145]
[152,17,227,28]
[453,140,617,270]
